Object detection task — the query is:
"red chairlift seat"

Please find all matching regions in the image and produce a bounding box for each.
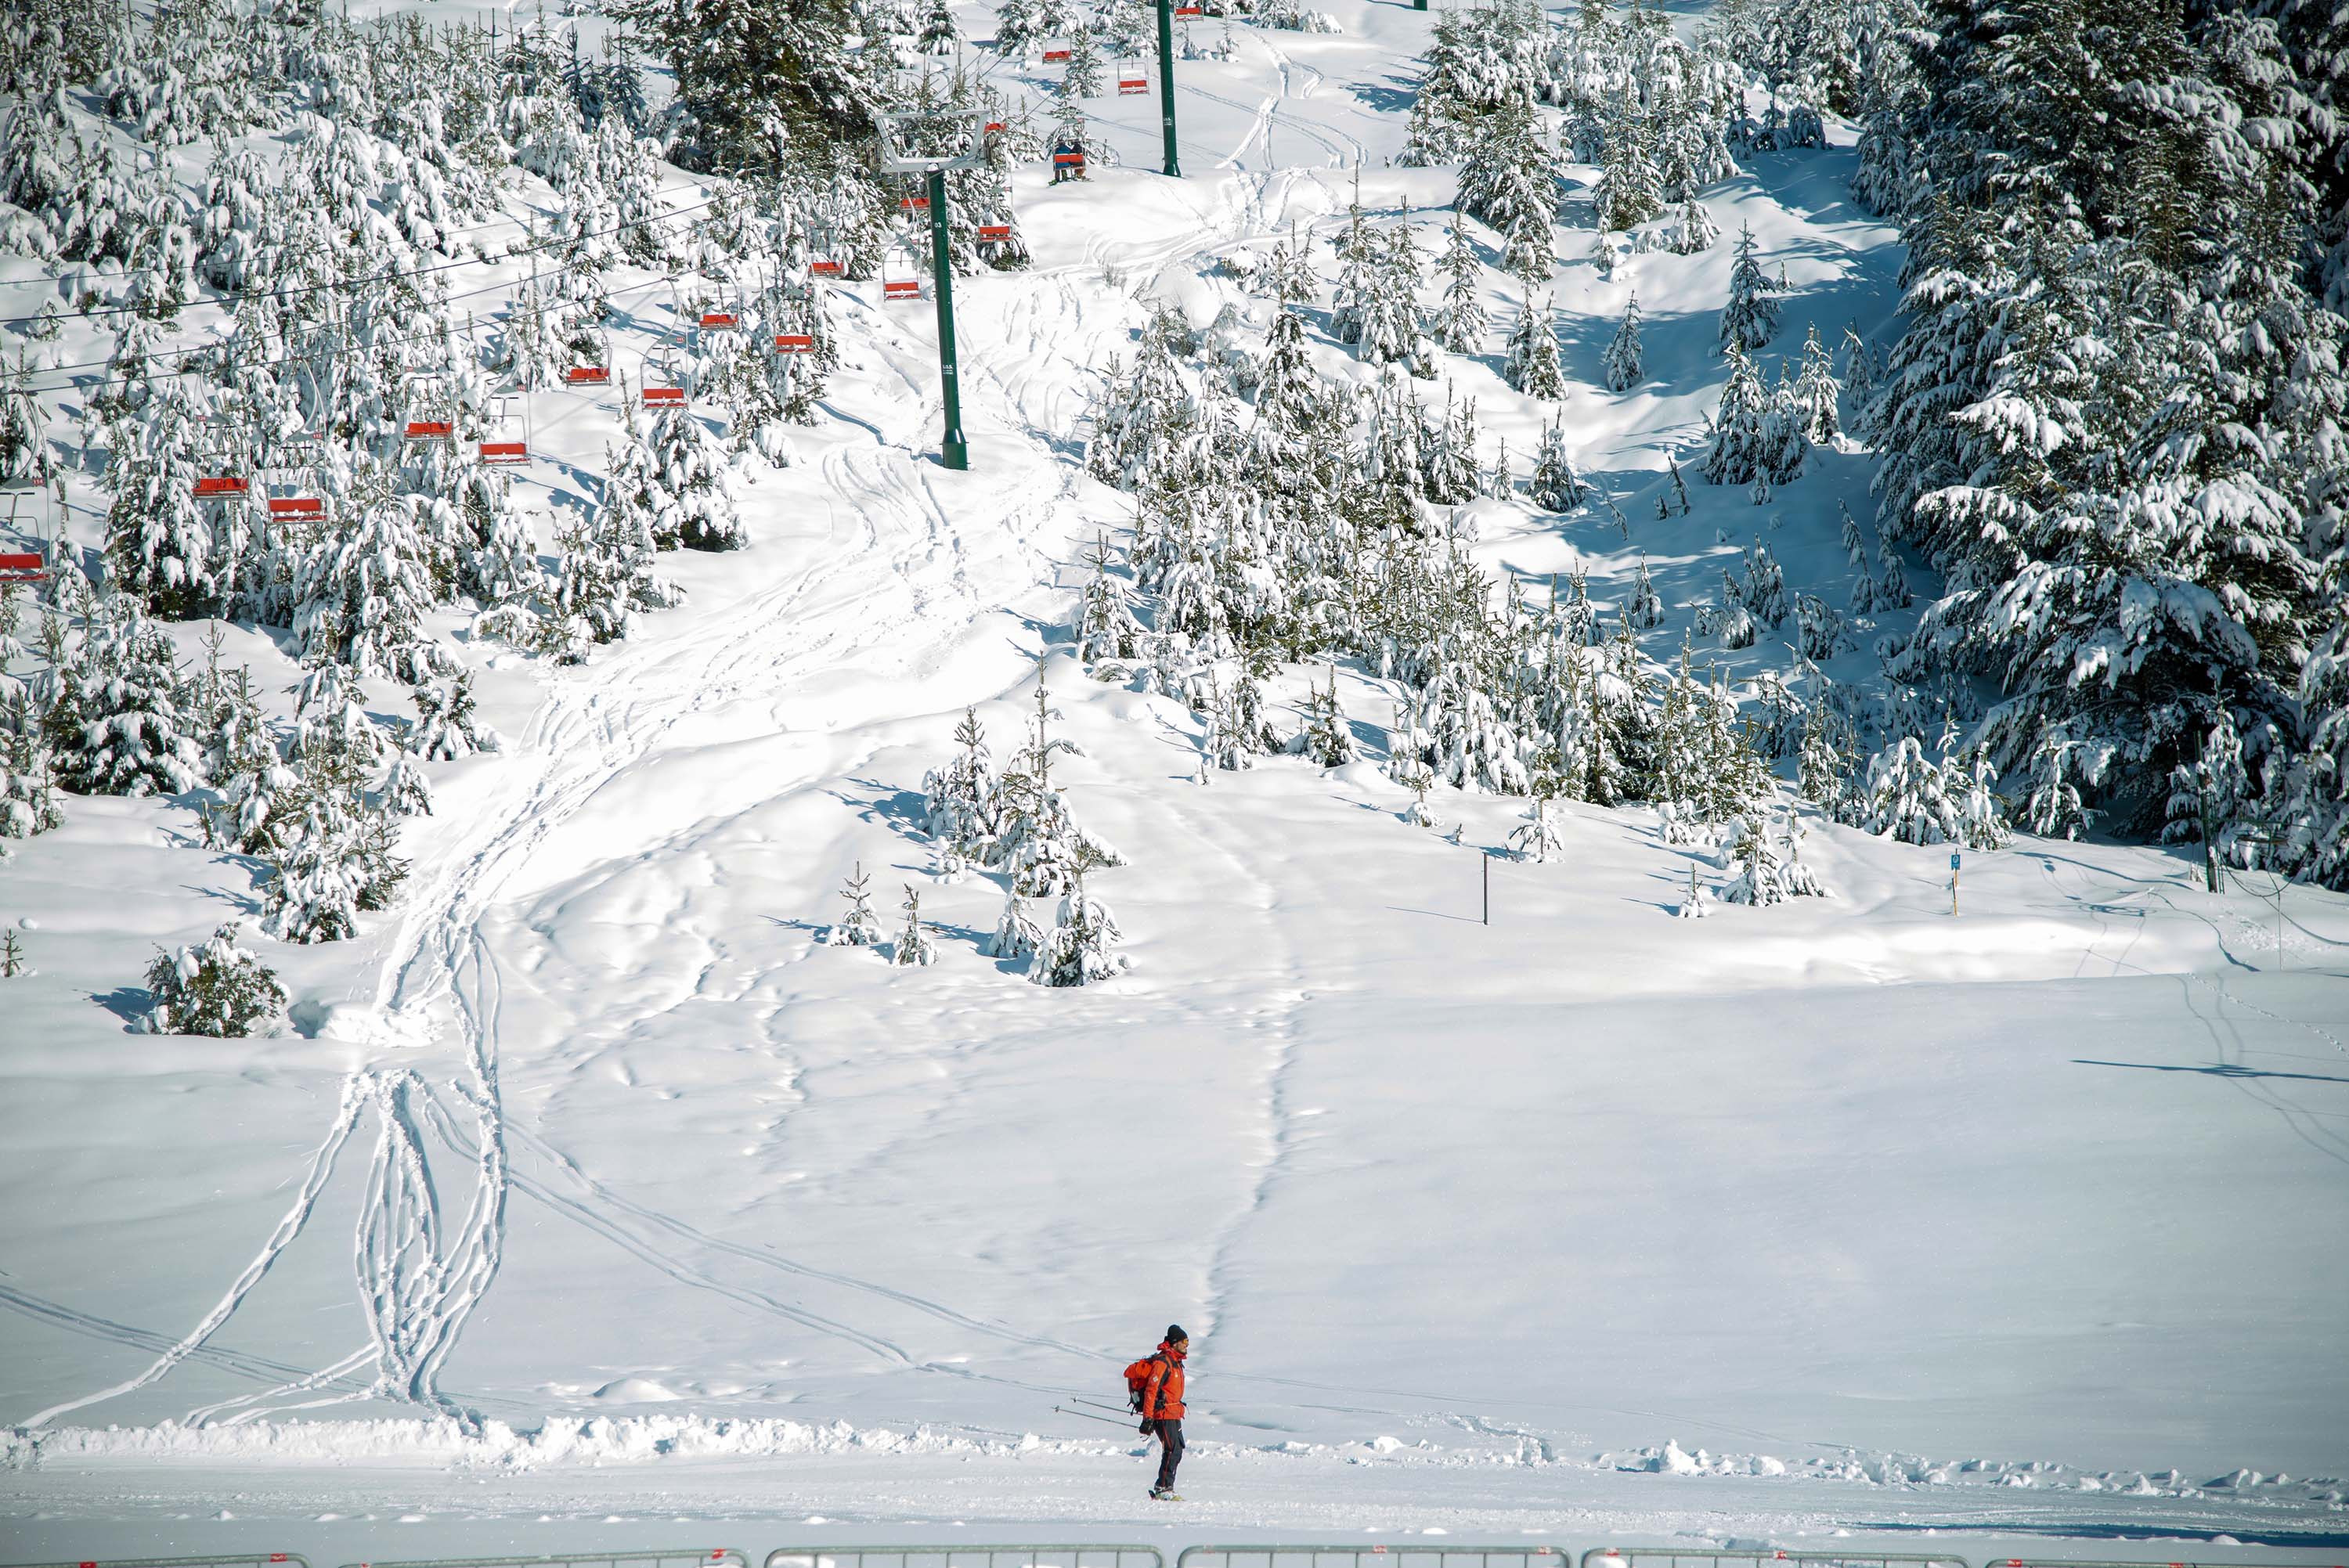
[977,222,1014,243]
[479,441,531,465]
[984,119,1008,132]
[810,258,845,277]
[884,279,921,301]
[566,366,611,386]
[405,419,453,439]
[1052,148,1087,173]
[642,386,687,408]
[1041,39,1072,61]
[774,333,815,354]
[0,552,49,583]
[699,312,738,329]
[194,475,247,498]
[267,496,324,520]
[1117,62,1148,94]
[900,194,931,213]
[1175,2,1202,13]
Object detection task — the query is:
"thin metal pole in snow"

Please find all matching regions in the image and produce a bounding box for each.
[1482,852,1488,926]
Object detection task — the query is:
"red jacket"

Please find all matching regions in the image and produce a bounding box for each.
[1127,1342,1186,1419]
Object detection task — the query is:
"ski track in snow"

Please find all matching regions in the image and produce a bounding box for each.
[42,205,1224,1429]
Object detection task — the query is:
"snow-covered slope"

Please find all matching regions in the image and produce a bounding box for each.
[2,0,2346,1551]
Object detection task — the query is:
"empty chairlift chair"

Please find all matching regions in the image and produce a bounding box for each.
[882,241,923,302]
[1117,58,1148,94]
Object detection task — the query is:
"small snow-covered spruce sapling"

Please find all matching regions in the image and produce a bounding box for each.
[2021,722,2088,841]
[982,885,1045,961]
[1716,813,1788,906]
[1301,668,1356,766]
[142,924,288,1037]
[0,930,23,978]
[1508,793,1564,863]
[1030,874,1129,986]
[1504,294,1567,398]
[923,706,1001,860]
[1603,294,1644,392]
[1528,412,1585,511]
[826,861,885,946]
[892,884,936,966]
[1862,735,1961,845]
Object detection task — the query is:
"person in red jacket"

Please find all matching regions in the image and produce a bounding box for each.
[1125,1325,1188,1498]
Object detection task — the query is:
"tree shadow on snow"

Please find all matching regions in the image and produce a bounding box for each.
[92,985,152,1028]
[832,778,931,844]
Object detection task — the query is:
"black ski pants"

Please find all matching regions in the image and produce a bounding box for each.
[1149,1417,1183,1490]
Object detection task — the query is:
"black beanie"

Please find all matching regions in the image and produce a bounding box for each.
[1166,1323,1188,1343]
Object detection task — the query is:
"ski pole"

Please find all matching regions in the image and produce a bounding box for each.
[1054,1404,1140,1429]
[1069,1397,1132,1415]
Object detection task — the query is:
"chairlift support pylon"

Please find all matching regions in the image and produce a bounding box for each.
[876,109,987,470]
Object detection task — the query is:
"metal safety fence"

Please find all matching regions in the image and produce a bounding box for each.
[15,1557,309,1568]
[1986,1559,2344,1568]
[1585,1550,1968,1568]
[348,1552,747,1568]
[1180,1545,1573,1568]
[768,1548,1163,1568]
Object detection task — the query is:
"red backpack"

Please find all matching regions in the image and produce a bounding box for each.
[1124,1354,1163,1414]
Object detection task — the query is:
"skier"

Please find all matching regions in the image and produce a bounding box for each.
[1125,1323,1188,1499]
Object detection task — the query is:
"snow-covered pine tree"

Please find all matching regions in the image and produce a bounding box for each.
[1328,189,1376,346]
[1504,294,1567,398]
[1063,21,1106,96]
[1955,745,2011,851]
[1873,536,1911,608]
[45,593,202,798]
[1507,794,1564,862]
[1716,222,1781,353]
[0,688,65,848]
[916,0,962,54]
[1703,344,1769,485]
[1528,411,1585,511]
[922,705,1004,861]
[2011,722,2086,840]
[1603,293,1644,391]
[1457,98,1560,236]
[1791,321,1840,444]
[142,923,287,1037]
[408,669,499,759]
[995,0,1041,54]
[1668,190,1719,254]
[1503,203,1555,287]
[290,463,442,683]
[1030,874,1128,986]
[1358,225,1438,378]
[1862,734,1958,845]
[891,883,936,964]
[1780,809,1831,897]
[644,398,744,550]
[1626,553,1663,629]
[1434,214,1485,353]
[826,860,885,946]
[1594,87,1663,231]
[1075,539,1148,665]
[1302,668,1356,766]
[1716,813,1789,905]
